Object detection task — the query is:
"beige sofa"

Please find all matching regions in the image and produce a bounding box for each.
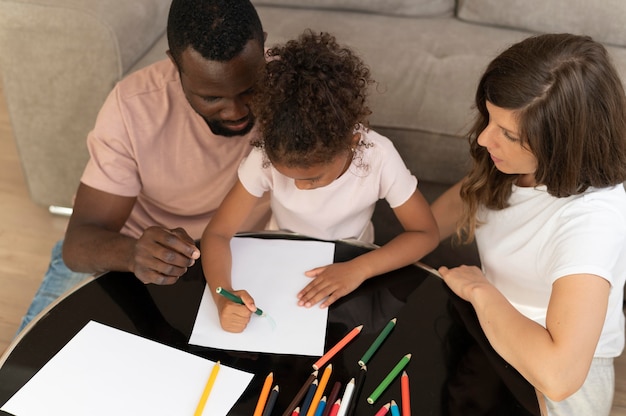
[1,0,625,255]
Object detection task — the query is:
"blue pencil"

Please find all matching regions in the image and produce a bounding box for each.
[313,396,327,416]
[390,400,400,416]
[300,379,319,415]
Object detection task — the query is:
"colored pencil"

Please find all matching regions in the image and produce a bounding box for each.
[313,396,327,416]
[390,400,400,416]
[367,354,412,405]
[193,361,220,416]
[374,402,391,416]
[253,372,274,416]
[283,370,318,416]
[328,399,341,416]
[300,379,319,415]
[346,365,367,416]
[215,286,265,316]
[262,385,280,416]
[358,318,396,367]
[322,381,342,416]
[313,325,363,370]
[401,371,410,416]
[292,407,301,416]
[306,364,332,416]
[336,378,355,416]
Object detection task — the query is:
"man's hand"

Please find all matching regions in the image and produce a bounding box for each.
[131,226,200,285]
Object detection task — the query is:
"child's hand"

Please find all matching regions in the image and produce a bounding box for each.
[297,262,366,308]
[216,290,255,333]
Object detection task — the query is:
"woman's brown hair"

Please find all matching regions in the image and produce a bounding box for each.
[459,33,626,241]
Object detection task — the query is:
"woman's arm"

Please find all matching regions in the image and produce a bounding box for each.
[201,179,262,332]
[439,265,610,401]
[430,179,465,241]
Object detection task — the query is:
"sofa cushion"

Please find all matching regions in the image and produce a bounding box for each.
[3,0,171,72]
[457,0,626,48]
[252,0,455,17]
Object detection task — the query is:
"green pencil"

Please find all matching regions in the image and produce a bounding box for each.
[215,286,265,316]
[366,353,411,405]
[358,318,397,367]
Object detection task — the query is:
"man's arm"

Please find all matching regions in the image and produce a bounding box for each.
[63,183,199,285]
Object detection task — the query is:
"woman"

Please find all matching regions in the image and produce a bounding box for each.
[432,33,626,415]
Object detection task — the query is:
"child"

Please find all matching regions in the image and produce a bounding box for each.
[432,33,626,415]
[201,30,439,333]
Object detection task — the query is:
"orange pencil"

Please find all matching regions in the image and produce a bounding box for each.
[328,399,341,416]
[401,371,410,416]
[306,364,333,416]
[313,325,363,370]
[253,371,274,416]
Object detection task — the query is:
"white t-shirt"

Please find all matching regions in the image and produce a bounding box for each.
[475,184,626,357]
[237,128,417,243]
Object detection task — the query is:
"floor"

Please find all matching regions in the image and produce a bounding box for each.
[1,82,626,414]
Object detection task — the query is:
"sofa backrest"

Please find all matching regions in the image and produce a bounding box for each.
[251,0,456,17]
[457,0,626,48]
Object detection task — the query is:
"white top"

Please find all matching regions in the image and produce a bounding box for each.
[476,184,626,357]
[238,128,418,243]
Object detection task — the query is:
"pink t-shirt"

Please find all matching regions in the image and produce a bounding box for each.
[81,59,269,239]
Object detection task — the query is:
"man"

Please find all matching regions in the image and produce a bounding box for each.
[17,0,269,333]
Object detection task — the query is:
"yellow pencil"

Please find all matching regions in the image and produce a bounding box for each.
[253,371,274,416]
[194,361,221,416]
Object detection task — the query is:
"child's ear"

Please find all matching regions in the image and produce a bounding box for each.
[350,132,361,148]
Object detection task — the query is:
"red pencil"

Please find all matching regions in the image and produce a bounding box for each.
[328,399,341,416]
[374,402,391,416]
[292,406,301,416]
[312,325,363,370]
[401,371,410,416]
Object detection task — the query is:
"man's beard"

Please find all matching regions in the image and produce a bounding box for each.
[206,116,255,137]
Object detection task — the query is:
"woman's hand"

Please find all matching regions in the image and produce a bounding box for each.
[438,265,491,302]
[297,261,367,308]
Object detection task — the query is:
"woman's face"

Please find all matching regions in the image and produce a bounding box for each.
[478,101,538,186]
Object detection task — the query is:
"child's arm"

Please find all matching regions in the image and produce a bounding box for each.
[298,188,439,308]
[201,180,262,332]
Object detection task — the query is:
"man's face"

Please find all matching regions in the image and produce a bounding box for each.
[173,40,265,137]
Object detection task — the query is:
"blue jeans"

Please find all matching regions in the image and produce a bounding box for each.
[16,240,91,335]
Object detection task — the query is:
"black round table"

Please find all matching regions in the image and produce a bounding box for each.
[0,233,540,415]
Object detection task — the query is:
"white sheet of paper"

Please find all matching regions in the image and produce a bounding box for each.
[189,237,333,356]
[1,321,253,416]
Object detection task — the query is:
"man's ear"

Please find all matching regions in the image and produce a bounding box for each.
[166,50,179,70]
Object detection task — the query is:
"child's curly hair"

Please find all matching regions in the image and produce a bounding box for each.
[251,30,373,168]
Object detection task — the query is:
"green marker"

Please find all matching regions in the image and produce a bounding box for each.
[358,318,397,367]
[215,286,265,316]
[366,353,411,405]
